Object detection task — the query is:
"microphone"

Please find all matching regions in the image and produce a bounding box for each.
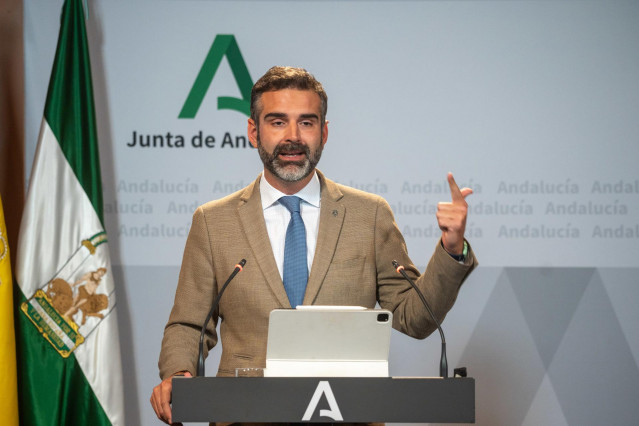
[197,259,246,377]
[392,260,448,378]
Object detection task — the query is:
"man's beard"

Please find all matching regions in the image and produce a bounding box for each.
[256,135,323,183]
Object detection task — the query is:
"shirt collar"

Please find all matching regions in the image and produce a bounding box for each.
[260,170,321,210]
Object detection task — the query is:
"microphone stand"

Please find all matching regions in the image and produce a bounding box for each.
[197,259,246,377]
[392,260,448,378]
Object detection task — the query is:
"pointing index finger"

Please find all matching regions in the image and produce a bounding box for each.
[447,172,465,203]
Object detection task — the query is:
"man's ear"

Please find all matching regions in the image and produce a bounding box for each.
[248,118,258,148]
[321,120,329,146]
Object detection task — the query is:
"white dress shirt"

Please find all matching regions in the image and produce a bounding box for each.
[260,171,321,280]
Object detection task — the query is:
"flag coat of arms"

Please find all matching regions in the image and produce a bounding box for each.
[15,0,124,424]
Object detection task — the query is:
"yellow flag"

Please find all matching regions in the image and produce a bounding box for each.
[0,195,19,425]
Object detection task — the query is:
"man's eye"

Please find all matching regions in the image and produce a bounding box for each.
[272,120,285,126]
[300,121,314,127]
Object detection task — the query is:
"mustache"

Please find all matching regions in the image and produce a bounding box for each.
[273,142,310,157]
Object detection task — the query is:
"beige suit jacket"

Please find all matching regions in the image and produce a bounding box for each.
[159,170,476,379]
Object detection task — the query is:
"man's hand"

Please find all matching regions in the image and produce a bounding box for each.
[150,371,192,425]
[437,173,473,255]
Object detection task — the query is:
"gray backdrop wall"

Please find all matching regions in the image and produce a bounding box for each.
[24,1,639,425]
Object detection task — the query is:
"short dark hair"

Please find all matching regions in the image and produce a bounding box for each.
[250,66,328,124]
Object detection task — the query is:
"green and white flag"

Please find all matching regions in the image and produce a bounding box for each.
[15,0,123,424]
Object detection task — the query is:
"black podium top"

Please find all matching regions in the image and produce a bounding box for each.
[172,376,475,423]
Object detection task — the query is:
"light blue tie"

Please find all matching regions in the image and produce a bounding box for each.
[279,196,308,308]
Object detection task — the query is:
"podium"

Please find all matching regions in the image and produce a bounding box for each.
[172,377,475,423]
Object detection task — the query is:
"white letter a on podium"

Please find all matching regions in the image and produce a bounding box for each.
[302,381,344,421]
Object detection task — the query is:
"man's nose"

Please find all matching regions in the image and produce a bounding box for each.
[286,123,300,142]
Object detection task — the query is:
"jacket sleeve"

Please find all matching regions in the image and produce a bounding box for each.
[374,197,477,339]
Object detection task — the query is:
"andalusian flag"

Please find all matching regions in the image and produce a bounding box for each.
[15,0,124,424]
[0,195,19,425]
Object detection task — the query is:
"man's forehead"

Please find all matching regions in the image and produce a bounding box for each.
[259,89,322,113]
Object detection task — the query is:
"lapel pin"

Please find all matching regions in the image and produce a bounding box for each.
[332,210,338,217]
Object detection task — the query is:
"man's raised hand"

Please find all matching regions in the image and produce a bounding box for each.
[436,172,473,255]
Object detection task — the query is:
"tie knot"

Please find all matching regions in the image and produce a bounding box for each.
[279,196,302,214]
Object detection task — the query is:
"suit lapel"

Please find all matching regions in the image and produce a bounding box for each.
[238,175,291,308]
[304,172,345,305]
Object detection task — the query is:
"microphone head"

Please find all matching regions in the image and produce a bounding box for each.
[235,259,247,272]
[392,260,404,273]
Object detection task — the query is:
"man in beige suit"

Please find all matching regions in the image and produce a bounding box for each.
[151,66,476,425]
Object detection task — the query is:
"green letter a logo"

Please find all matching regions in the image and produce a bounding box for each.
[179,34,253,118]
